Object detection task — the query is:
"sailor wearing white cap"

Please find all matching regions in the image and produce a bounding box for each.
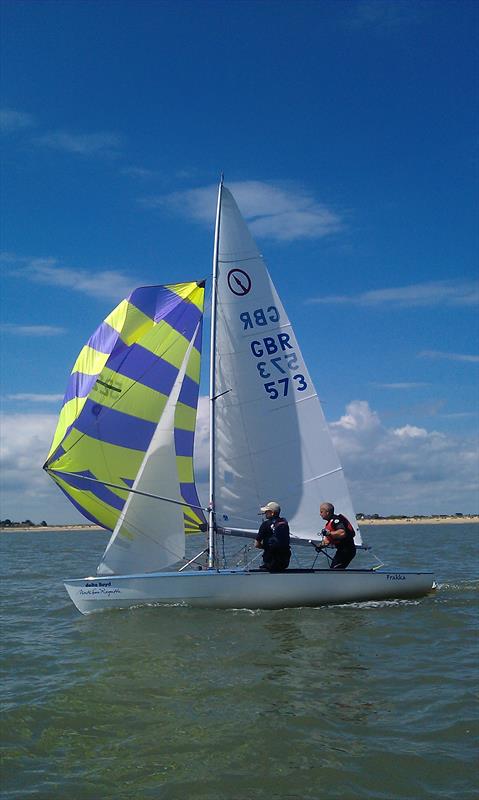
[255,501,291,572]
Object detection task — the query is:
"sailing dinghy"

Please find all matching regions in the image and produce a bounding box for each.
[45,180,434,614]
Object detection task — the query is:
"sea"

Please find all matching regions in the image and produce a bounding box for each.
[1,523,477,800]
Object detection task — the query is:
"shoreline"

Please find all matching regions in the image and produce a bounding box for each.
[1,516,478,533]
[358,516,479,525]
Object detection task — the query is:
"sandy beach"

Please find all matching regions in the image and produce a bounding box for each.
[358,516,479,525]
[1,517,478,533]
[0,525,104,533]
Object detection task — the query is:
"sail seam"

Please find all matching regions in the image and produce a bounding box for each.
[218,256,263,264]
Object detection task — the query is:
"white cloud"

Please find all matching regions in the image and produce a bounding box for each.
[4,254,139,301]
[194,396,478,514]
[34,130,122,157]
[0,323,66,337]
[0,400,210,526]
[419,350,479,364]
[309,279,479,308]
[146,181,342,242]
[0,412,80,524]
[393,424,428,439]
[0,108,35,133]
[332,399,381,433]
[331,400,479,514]
[2,399,477,526]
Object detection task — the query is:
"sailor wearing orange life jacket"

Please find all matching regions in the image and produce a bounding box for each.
[318,502,356,570]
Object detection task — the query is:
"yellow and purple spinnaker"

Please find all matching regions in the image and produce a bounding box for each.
[45,281,206,536]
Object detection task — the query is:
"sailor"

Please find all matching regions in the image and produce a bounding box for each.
[317,502,356,569]
[255,501,291,572]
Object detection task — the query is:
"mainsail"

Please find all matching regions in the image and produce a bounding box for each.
[213,187,361,544]
[45,281,206,570]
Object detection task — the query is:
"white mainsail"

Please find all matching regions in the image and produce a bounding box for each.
[97,328,201,575]
[59,181,436,615]
[213,186,361,544]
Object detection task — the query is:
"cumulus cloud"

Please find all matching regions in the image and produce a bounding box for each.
[145,181,342,242]
[0,412,74,523]
[0,399,211,524]
[195,396,478,514]
[3,253,139,302]
[309,279,479,308]
[331,400,479,514]
[2,399,477,525]
[34,130,123,157]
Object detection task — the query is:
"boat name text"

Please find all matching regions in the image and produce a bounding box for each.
[85,581,112,587]
[386,574,406,581]
[79,586,121,597]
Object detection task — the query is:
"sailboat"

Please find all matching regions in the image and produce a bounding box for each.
[45,179,434,614]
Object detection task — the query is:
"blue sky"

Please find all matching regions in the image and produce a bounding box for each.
[1,0,478,522]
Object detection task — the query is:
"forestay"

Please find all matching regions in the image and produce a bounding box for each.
[213,187,361,544]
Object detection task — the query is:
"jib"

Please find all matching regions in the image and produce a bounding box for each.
[251,334,293,357]
[240,306,279,329]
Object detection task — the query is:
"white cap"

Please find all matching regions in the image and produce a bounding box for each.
[260,501,280,514]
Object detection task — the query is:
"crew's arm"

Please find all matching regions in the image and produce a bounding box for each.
[325,521,346,543]
[255,521,268,549]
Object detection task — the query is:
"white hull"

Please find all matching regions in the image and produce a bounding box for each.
[64,568,435,615]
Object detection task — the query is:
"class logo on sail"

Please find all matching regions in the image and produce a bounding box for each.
[227,268,251,296]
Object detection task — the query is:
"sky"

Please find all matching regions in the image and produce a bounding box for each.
[1,0,478,523]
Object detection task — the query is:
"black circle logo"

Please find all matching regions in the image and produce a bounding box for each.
[227,268,251,296]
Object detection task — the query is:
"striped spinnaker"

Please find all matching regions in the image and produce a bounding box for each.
[45,282,206,535]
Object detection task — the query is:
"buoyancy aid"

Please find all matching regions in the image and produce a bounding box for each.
[325,513,356,548]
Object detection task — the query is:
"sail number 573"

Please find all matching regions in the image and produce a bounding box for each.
[264,374,307,399]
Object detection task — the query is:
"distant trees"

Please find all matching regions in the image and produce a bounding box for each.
[355,511,474,520]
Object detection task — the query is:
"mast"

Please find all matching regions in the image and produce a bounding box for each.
[208,174,224,567]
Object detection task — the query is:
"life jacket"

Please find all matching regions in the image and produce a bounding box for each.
[325,513,356,547]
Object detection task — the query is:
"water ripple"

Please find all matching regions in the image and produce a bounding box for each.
[1,526,478,799]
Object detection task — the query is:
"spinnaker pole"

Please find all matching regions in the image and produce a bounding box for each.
[208,174,224,568]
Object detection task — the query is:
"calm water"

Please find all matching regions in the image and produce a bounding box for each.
[1,525,477,800]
